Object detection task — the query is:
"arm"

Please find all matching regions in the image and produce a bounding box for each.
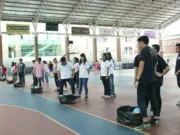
[157,66,170,76]
[24,64,26,74]
[134,67,138,84]
[136,61,144,80]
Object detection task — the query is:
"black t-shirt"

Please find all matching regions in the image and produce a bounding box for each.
[157,55,168,74]
[134,54,140,68]
[139,46,157,81]
[156,55,168,86]
[175,54,180,73]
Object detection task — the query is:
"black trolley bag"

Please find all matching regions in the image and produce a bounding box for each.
[31,87,43,94]
[14,82,22,87]
[59,94,77,104]
[7,79,14,84]
[117,106,142,126]
[0,77,6,81]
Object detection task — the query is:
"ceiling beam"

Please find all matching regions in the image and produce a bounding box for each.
[92,0,125,25]
[62,0,93,24]
[159,12,180,29]
[0,0,5,16]
[33,0,49,23]
[114,0,156,27]
[134,0,180,28]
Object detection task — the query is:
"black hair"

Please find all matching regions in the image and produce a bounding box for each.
[74,57,79,63]
[176,43,180,47]
[32,60,35,63]
[152,44,160,53]
[107,52,114,63]
[38,57,42,61]
[102,53,108,61]
[137,36,149,45]
[11,62,15,67]
[19,58,23,61]
[79,53,87,65]
[43,61,47,64]
[60,57,66,62]
[96,60,98,62]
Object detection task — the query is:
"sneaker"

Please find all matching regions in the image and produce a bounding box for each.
[150,119,160,126]
[101,95,105,98]
[58,95,64,98]
[105,95,111,98]
[111,94,116,97]
[135,122,151,131]
[176,100,180,105]
[76,96,81,98]
[85,96,88,99]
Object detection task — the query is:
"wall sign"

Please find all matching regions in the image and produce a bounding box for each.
[6,24,30,34]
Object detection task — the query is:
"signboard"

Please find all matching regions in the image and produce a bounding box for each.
[144,31,156,39]
[6,24,30,34]
[99,28,115,36]
[122,29,137,37]
[46,22,58,31]
[72,27,90,35]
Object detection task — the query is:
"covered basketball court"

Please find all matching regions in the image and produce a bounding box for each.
[0,0,180,135]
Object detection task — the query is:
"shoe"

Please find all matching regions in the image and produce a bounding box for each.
[176,100,180,105]
[58,95,64,98]
[111,94,116,97]
[135,122,151,131]
[101,95,105,98]
[76,95,81,98]
[105,95,111,98]
[150,119,160,126]
[85,96,88,99]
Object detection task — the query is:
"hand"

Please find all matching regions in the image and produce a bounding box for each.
[175,71,179,76]
[156,72,163,77]
[134,81,139,88]
[106,76,108,80]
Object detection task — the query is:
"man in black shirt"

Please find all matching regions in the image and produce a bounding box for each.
[146,44,170,118]
[175,43,180,105]
[134,36,159,131]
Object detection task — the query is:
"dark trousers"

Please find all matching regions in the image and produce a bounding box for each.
[101,76,111,95]
[18,72,25,85]
[33,74,37,85]
[177,76,180,88]
[146,86,161,117]
[35,77,42,87]
[74,71,79,88]
[54,73,58,88]
[79,78,88,96]
[137,80,158,118]
[59,78,75,95]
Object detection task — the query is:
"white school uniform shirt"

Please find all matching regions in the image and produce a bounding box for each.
[79,62,90,78]
[109,59,114,75]
[44,64,49,72]
[57,61,73,79]
[101,60,110,77]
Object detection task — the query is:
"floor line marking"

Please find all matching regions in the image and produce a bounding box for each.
[2,82,149,135]
[0,104,79,135]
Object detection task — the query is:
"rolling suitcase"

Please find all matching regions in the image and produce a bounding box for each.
[58,94,77,104]
[7,79,14,84]
[14,82,23,87]
[0,77,6,81]
[31,87,43,94]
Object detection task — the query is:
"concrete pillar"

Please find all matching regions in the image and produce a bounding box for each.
[65,35,70,61]
[159,38,163,57]
[116,37,121,62]
[34,34,38,61]
[93,37,97,62]
[16,35,21,57]
[0,35,2,65]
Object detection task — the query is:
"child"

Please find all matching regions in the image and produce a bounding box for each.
[1,65,7,79]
